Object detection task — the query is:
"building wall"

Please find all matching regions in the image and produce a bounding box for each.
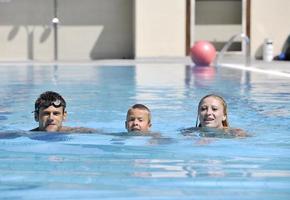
[251,0,290,58]
[59,0,133,60]
[0,0,186,61]
[0,0,133,61]
[134,0,186,58]
[194,0,243,51]
[0,0,53,60]
[1,0,289,61]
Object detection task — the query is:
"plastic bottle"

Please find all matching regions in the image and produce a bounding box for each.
[263,38,273,62]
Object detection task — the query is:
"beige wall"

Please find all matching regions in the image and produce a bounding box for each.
[251,0,290,58]
[58,0,133,60]
[195,0,243,51]
[0,0,186,61]
[0,0,53,60]
[134,0,186,58]
[1,0,289,61]
[0,0,133,61]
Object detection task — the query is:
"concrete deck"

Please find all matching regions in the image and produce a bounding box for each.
[0,55,289,77]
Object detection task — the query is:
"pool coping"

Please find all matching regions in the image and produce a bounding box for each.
[0,56,289,78]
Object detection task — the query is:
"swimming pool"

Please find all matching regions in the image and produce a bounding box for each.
[1,62,290,199]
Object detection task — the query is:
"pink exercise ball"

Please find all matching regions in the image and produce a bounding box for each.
[190,41,216,66]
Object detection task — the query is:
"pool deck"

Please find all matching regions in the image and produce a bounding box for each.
[0,55,290,78]
[216,54,290,78]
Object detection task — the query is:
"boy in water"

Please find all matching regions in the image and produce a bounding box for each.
[125,104,152,133]
[31,91,96,133]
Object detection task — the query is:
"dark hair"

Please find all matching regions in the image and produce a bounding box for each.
[34,91,66,113]
[126,104,151,123]
[196,94,229,128]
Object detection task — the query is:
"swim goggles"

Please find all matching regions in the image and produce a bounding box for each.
[34,99,66,112]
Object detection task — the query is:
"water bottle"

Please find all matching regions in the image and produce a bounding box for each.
[263,38,273,62]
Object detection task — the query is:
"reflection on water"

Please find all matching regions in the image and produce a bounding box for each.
[185,65,217,87]
[132,158,290,179]
[52,64,59,85]
[107,131,176,146]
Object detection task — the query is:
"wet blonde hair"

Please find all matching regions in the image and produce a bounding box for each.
[196,94,229,128]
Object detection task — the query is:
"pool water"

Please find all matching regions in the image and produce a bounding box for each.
[0,63,290,199]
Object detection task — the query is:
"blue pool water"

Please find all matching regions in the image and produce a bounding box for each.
[1,63,290,199]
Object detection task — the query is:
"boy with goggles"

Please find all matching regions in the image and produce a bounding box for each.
[31,91,96,133]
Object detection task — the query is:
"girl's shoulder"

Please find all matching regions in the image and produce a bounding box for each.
[225,127,249,137]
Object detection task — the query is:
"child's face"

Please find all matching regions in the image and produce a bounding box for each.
[126,108,151,132]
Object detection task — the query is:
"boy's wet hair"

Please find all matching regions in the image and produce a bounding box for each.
[34,91,66,113]
[127,104,151,123]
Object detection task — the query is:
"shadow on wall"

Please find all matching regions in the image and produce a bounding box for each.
[0,0,53,60]
[1,0,134,60]
[90,27,109,60]
[89,26,134,60]
[254,44,263,60]
[55,0,134,60]
[7,26,51,60]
